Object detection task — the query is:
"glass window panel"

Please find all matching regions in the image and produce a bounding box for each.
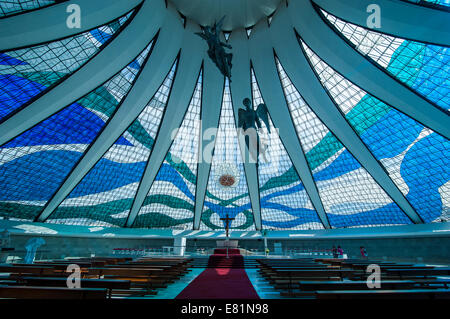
[200,79,255,231]
[47,59,177,227]
[322,10,449,111]
[0,0,55,17]
[0,42,152,221]
[0,11,132,120]
[276,57,412,228]
[134,71,202,230]
[403,0,450,7]
[302,40,450,223]
[251,69,324,230]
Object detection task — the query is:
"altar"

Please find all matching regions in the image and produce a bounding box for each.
[216,240,238,248]
[215,214,239,255]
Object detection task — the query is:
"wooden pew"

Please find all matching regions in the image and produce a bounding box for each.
[87,265,187,290]
[274,269,356,278]
[0,256,193,298]
[259,266,337,282]
[125,258,192,267]
[272,269,359,291]
[88,267,180,278]
[279,279,450,296]
[0,285,107,299]
[0,264,91,279]
[103,275,169,290]
[15,277,131,298]
[115,263,188,271]
[260,259,368,283]
[316,289,450,299]
[58,257,132,266]
[0,265,57,276]
[316,259,386,267]
[383,268,450,279]
[258,260,360,293]
[262,258,450,299]
[100,264,187,290]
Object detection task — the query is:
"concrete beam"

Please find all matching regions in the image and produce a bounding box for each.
[312,0,450,47]
[36,6,182,222]
[288,0,450,140]
[0,0,143,51]
[125,21,204,227]
[0,0,166,147]
[248,19,331,229]
[193,58,224,230]
[268,4,423,224]
[229,28,263,230]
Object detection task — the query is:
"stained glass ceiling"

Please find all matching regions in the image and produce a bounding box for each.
[0,0,448,232]
[404,0,450,8]
[0,0,56,17]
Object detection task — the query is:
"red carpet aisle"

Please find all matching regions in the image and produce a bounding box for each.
[176,249,259,299]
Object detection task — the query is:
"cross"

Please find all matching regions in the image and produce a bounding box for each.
[220,214,235,238]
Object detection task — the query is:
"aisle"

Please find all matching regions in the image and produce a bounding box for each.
[175,250,259,299]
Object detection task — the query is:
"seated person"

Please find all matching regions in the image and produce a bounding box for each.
[360,246,368,259]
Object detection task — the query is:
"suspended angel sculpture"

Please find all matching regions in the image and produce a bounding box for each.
[195,16,233,80]
[238,98,271,162]
[24,237,45,264]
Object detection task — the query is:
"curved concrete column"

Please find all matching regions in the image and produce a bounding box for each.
[248,18,331,229]
[229,28,262,230]
[268,4,423,224]
[0,0,166,147]
[193,59,225,230]
[288,0,450,140]
[36,6,183,222]
[0,0,143,50]
[125,21,204,227]
[312,0,450,47]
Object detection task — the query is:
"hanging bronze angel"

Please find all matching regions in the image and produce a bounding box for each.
[195,16,233,80]
[238,98,271,162]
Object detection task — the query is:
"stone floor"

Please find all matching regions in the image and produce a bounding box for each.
[144,268,205,299]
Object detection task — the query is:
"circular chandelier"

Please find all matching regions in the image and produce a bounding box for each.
[215,163,240,190]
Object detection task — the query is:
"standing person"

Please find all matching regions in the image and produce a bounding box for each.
[332,246,338,258]
[337,246,344,258]
[360,246,368,259]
